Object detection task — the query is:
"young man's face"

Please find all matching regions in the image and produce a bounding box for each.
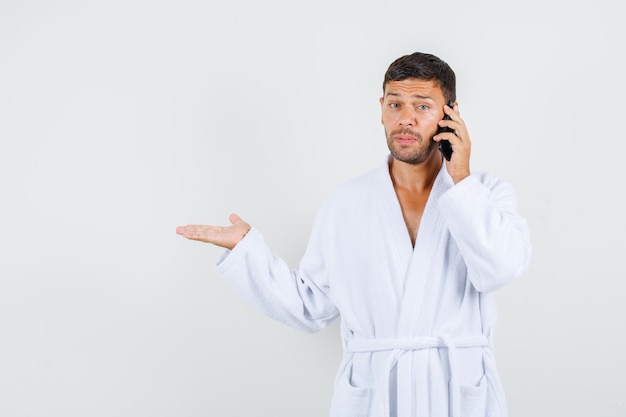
[380,78,447,165]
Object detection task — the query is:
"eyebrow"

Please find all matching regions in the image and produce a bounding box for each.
[385,92,435,101]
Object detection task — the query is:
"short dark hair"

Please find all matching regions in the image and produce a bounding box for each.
[383,52,456,102]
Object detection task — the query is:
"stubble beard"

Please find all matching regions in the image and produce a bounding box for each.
[386,128,438,165]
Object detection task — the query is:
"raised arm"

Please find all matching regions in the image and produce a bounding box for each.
[176,213,339,332]
[176,213,251,250]
[438,174,531,293]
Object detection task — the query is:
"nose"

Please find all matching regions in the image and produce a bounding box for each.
[398,107,417,127]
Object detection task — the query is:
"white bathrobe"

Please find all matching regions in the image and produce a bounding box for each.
[215,157,531,417]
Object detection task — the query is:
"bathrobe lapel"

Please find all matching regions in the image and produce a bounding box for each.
[379,162,453,338]
[377,162,454,416]
[377,164,414,287]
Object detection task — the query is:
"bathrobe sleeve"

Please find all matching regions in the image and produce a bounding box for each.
[214,222,339,333]
[437,173,532,293]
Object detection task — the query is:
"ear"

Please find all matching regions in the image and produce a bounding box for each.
[379,97,384,124]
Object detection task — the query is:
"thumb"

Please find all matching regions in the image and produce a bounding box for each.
[229,213,242,225]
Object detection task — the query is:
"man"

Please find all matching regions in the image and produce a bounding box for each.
[176,52,531,417]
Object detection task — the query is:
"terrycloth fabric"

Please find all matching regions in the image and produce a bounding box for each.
[215,156,531,417]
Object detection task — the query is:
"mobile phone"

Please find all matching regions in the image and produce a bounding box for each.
[437,100,455,161]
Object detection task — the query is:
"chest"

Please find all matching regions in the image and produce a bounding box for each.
[394,187,431,246]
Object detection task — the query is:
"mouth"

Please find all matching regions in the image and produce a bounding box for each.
[394,135,419,145]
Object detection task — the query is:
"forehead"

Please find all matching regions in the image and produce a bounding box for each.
[383,78,444,100]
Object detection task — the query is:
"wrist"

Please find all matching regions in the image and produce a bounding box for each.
[451,171,470,184]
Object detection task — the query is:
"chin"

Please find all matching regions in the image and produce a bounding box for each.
[389,143,437,165]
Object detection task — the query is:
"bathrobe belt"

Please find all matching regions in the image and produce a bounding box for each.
[346,335,490,417]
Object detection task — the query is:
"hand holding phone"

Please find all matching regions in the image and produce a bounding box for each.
[437,100,455,161]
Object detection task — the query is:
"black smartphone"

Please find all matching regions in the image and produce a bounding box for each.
[437,100,455,161]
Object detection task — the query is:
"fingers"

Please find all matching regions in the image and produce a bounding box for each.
[177,214,244,237]
[435,105,469,148]
[439,104,466,139]
[176,214,251,249]
[175,224,220,242]
[176,224,195,239]
[436,103,471,183]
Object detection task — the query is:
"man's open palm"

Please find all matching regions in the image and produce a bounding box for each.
[176,213,251,250]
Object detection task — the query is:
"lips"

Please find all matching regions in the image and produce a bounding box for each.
[395,135,418,145]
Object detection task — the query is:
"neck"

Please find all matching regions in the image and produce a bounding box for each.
[389,153,443,192]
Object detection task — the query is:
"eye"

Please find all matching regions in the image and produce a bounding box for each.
[417,104,429,111]
[389,102,399,109]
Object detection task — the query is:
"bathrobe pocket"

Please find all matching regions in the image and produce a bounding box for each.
[458,375,487,417]
[329,361,372,417]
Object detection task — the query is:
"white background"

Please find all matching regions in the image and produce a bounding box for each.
[1,0,624,416]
